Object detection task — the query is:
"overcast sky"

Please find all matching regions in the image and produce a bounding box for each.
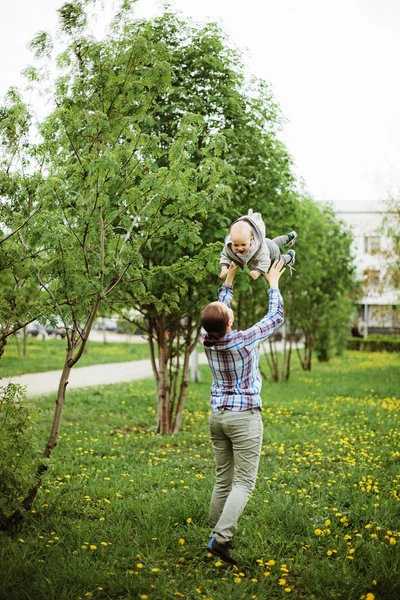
[2,0,400,211]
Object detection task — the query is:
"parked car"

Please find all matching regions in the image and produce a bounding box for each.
[26,322,48,340]
[285,330,303,342]
[95,318,118,331]
[45,323,67,338]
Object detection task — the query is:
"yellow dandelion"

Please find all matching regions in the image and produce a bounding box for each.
[140,596,148,599]
[285,588,292,593]
[89,545,97,550]
[137,563,143,569]
[266,559,275,566]
[215,561,222,567]
[151,568,159,573]
[279,579,286,585]
[178,538,185,545]
[186,518,192,524]
[366,594,375,600]
[389,537,396,545]
[234,577,241,583]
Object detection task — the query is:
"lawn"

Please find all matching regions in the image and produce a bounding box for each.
[0,351,399,600]
[0,338,150,377]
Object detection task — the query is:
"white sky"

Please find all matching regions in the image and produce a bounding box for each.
[2,0,400,211]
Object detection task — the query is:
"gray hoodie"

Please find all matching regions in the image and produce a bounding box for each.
[220,211,280,274]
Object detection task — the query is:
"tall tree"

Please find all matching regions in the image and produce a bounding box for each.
[285,198,356,371]
[111,12,298,433]
[383,195,400,292]
[4,0,229,517]
[0,90,48,359]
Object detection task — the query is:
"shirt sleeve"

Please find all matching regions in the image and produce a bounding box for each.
[218,284,233,307]
[241,288,284,351]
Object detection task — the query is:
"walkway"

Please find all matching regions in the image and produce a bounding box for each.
[4,355,209,398]
[4,340,297,397]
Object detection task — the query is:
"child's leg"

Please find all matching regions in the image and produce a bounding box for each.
[280,249,295,266]
[272,235,288,248]
[272,231,297,248]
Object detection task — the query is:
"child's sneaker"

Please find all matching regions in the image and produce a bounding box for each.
[286,231,297,247]
[286,249,296,266]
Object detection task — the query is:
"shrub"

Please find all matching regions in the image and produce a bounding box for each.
[0,383,42,519]
[347,336,400,352]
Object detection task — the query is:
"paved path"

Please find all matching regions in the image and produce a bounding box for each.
[4,355,209,398]
[4,340,300,397]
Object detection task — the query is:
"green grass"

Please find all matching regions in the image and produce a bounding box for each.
[0,338,150,377]
[1,351,399,600]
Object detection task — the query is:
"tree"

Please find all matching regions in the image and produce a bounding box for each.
[383,195,400,292]
[3,0,229,517]
[0,89,49,360]
[110,12,298,433]
[285,198,356,371]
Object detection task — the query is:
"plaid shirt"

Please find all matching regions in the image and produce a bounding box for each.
[202,284,284,412]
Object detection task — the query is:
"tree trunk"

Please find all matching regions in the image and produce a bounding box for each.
[285,339,293,381]
[20,345,74,513]
[23,327,27,357]
[15,299,101,518]
[0,337,8,360]
[172,342,191,434]
[157,314,170,434]
[15,334,21,357]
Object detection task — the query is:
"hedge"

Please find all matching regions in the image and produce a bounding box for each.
[347,335,400,352]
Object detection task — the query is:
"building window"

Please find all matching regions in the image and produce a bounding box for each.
[363,269,381,288]
[364,235,381,254]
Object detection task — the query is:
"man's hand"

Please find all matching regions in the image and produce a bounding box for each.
[264,260,286,289]
[219,265,229,279]
[225,263,239,286]
[250,270,261,280]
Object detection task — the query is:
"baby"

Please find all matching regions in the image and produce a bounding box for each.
[220,210,297,280]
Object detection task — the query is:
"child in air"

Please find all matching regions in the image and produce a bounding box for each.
[220,209,297,280]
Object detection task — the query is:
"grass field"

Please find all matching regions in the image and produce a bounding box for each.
[1,351,399,600]
[0,338,150,377]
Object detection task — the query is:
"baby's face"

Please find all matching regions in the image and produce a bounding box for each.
[231,232,253,254]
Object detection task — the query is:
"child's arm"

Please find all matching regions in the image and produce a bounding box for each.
[219,244,231,278]
[219,264,229,279]
[217,264,239,305]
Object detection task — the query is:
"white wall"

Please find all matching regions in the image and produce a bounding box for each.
[336,210,399,328]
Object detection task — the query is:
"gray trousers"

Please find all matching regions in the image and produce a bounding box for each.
[209,408,263,543]
[271,235,292,266]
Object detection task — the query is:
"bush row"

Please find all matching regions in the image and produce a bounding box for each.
[347,336,400,352]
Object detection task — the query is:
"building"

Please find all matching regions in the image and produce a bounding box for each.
[336,211,399,336]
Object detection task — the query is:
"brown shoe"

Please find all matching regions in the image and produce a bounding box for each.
[207,536,237,565]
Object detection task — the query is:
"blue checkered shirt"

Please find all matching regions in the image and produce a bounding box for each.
[202,284,284,412]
